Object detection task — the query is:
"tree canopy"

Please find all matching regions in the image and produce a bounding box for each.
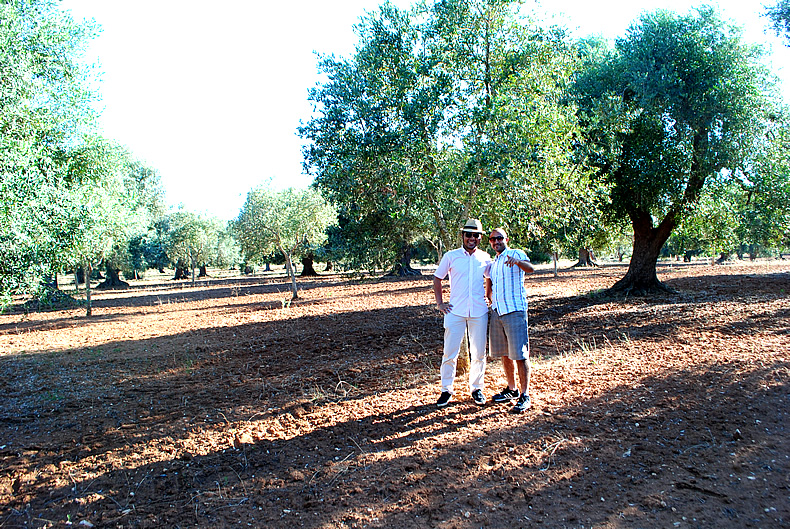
[574,7,777,294]
[300,0,585,270]
[234,187,335,299]
[766,0,790,43]
[0,1,173,311]
[0,0,101,307]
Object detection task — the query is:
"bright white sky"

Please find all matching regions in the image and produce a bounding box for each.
[59,0,790,221]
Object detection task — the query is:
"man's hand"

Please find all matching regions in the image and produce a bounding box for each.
[505,254,534,273]
[437,302,452,314]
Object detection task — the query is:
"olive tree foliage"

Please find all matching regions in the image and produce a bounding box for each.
[42,138,159,316]
[234,187,336,299]
[732,117,790,256]
[574,7,777,295]
[434,0,600,268]
[0,0,100,308]
[10,134,164,318]
[300,0,586,272]
[662,115,790,261]
[157,211,233,284]
[300,2,449,275]
[673,179,741,261]
[766,0,790,43]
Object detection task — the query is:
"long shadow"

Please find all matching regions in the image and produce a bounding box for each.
[0,275,437,337]
[2,327,786,527]
[528,268,790,354]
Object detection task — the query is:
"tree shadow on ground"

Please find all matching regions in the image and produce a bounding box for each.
[0,275,440,337]
[1,266,788,527]
[2,336,786,528]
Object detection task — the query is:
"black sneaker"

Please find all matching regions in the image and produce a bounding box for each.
[492,386,519,403]
[436,391,452,408]
[510,393,531,413]
[471,389,486,406]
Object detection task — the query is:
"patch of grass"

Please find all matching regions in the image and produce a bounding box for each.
[42,389,64,402]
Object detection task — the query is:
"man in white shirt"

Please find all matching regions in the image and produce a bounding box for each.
[484,227,534,413]
[433,219,492,408]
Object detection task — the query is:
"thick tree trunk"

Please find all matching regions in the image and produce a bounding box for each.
[387,243,422,277]
[96,267,130,290]
[84,264,92,317]
[174,260,189,280]
[198,265,209,277]
[607,211,675,296]
[324,261,333,272]
[301,254,319,276]
[573,248,599,268]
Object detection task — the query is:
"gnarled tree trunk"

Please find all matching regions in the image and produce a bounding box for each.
[573,248,599,268]
[607,211,675,296]
[96,266,130,290]
[301,254,319,276]
[388,243,422,277]
[174,260,189,280]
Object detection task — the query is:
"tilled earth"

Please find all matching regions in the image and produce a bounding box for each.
[0,261,788,528]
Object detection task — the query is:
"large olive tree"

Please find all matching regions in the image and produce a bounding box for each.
[575,7,777,294]
[0,0,100,307]
[300,0,583,272]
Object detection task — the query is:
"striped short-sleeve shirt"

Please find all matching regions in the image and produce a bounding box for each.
[487,247,529,315]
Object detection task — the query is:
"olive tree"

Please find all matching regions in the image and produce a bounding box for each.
[300,0,584,273]
[235,187,336,299]
[575,7,777,294]
[0,0,100,308]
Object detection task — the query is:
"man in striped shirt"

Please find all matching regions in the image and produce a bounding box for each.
[485,227,535,413]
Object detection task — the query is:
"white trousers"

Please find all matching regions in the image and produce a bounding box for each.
[440,312,488,394]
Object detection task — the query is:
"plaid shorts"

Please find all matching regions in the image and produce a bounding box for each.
[488,309,529,361]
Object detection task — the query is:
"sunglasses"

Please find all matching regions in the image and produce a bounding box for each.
[489,236,504,242]
[463,232,481,238]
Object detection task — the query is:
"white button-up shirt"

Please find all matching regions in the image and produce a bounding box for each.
[486,247,529,315]
[434,247,492,318]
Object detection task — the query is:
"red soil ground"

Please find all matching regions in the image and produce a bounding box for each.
[0,261,788,528]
